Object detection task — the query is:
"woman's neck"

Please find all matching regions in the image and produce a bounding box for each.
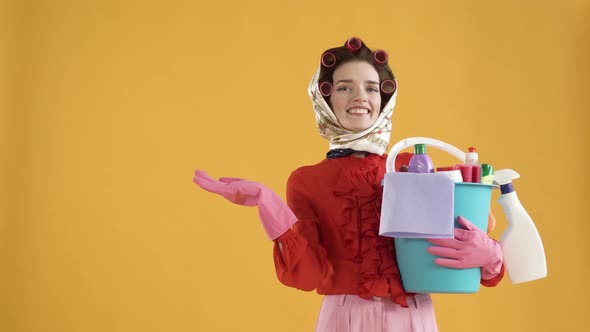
[351,152,369,158]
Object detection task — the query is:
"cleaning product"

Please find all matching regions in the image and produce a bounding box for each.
[465,147,481,183]
[481,164,494,185]
[456,164,473,182]
[495,169,547,284]
[408,144,435,173]
[472,165,482,183]
[465,146,478,164]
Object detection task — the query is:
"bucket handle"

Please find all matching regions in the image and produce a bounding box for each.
[386,137,466,173]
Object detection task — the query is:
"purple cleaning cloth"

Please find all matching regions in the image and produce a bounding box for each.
[379,172,455,238]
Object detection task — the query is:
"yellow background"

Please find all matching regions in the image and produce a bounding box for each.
[2,0,589,331]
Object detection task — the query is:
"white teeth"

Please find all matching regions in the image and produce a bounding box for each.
[347,108,369,114]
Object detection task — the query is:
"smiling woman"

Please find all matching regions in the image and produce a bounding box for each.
[330,61,382,132]
[193,37,504,332]
[309,38,398,159]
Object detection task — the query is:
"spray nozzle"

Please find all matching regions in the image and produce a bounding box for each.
[494,169,520,194]
[493,169,520,185]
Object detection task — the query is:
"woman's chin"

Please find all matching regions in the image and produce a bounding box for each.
[343,122,373,132]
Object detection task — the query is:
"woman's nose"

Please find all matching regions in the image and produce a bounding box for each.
[352,89,368,101]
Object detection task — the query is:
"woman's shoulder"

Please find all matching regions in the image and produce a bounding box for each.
[288,156,351,188]
[288,159,331,182]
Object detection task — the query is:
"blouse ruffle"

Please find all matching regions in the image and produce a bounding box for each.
[332,157,409,307]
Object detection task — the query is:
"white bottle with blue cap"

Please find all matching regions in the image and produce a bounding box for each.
[495,169,547,284]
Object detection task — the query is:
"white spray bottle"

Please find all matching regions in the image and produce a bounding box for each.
[495,169,547,284]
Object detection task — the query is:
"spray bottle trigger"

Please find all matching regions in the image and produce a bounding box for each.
[493,169,520,186]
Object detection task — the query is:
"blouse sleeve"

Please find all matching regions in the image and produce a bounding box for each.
[481,263,505,287]
[272,170,333,291]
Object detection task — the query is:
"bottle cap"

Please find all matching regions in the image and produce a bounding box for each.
[501,183,515,194]
[414,144,426,154]
[465,146,478,164]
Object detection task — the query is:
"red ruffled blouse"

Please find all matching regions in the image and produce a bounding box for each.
[273,153,503,308]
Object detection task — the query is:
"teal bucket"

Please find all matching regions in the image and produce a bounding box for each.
[394,182,493,293]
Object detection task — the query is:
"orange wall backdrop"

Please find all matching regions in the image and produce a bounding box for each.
[2,0,589,331]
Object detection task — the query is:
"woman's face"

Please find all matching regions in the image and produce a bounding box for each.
[329,61,381,132]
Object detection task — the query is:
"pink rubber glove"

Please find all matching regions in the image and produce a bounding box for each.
[193,170,297,240]
[427,216,503,280]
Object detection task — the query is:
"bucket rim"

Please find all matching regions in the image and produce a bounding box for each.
[455,182,496,189]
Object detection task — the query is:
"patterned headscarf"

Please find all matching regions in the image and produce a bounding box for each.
[307,66,398,156]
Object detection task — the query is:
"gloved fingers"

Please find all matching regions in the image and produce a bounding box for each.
[218,177,245,183]
[427,238,462,250]
[457,215,478,231]
[192,170,263,207]
[194,177,234,196]
[193,170,235,197]
[454,228,476,242]
[427,246,462,259]
[194,169,218,183]
[433,257,470,269]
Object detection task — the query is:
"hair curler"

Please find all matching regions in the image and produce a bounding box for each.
[373,49,388,65]
[345,37,362,52]
[321,51,336,67]
[319,81,333,97]
[380,79,397,94]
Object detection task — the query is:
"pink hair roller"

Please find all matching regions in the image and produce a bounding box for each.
[321,51,336,67]
[345,37,362,52]
[380,79,397,94]
[319,81,333,97]
[373,49,388,65]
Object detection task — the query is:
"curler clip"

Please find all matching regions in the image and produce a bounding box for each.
[373,49,388,65]
[380,80,397,94]
[345,37,362,52]
[319,81,333,97]
[321,51,336,67]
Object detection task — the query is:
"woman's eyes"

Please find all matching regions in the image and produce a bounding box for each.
[336,86,380,93]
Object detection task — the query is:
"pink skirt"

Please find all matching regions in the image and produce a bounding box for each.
[315,294,438,332]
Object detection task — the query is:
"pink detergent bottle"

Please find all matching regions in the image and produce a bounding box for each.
[408,143,435,173]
